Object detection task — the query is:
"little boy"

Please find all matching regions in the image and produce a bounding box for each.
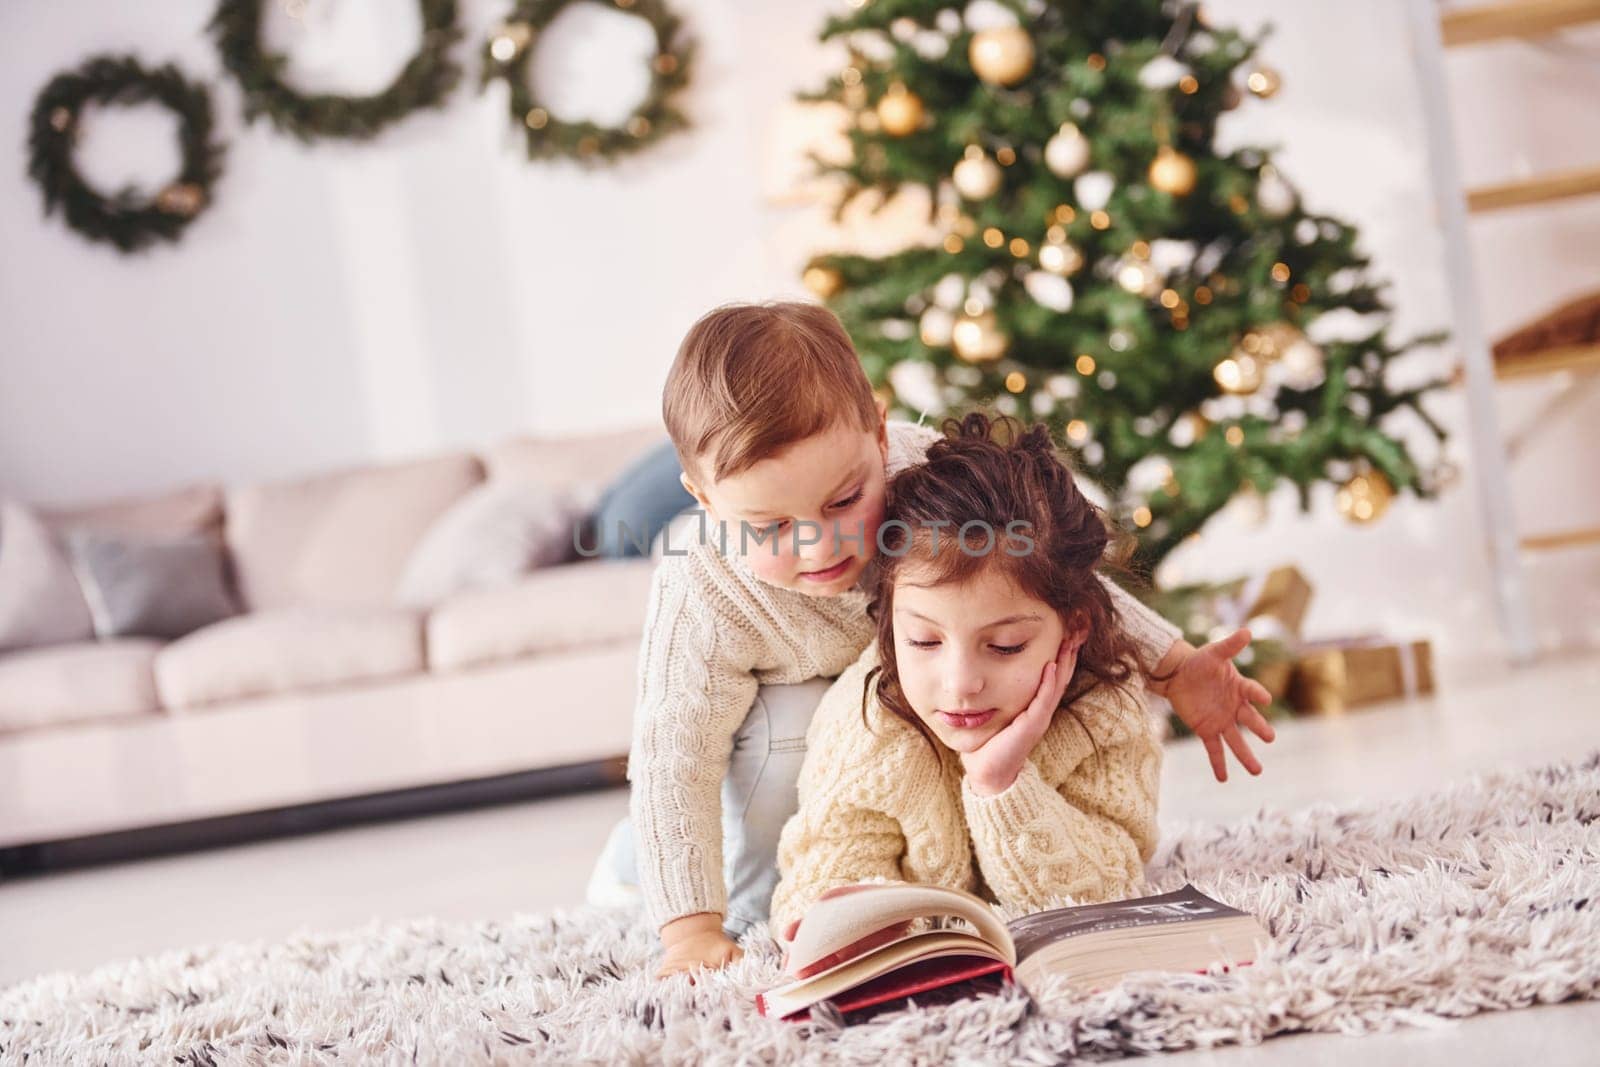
[618,301,1274,977]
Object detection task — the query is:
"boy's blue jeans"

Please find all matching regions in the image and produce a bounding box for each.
[607,676,835,939]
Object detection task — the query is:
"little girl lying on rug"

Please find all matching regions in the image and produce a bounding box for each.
[770,412,1162,953]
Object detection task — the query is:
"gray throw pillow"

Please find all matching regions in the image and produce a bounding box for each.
[395,480,589,608]
[62,528,241,640]
[0,500,95,652]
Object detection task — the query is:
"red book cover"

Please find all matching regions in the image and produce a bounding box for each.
[758,956,1012,1022]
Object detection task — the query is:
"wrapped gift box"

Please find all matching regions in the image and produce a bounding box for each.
[1288,637,1435,714]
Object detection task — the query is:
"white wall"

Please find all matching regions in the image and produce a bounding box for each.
[1,1,1595,668]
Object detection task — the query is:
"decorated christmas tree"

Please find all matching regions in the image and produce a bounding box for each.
[798,0,1451,576]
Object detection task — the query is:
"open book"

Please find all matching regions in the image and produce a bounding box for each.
[758,883,1267,1021]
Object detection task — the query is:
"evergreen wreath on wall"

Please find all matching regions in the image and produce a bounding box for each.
[209,0,463,142]
[481,0,693,165]
[27,55,225,254]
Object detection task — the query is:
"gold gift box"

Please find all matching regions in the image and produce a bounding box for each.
[1288,638,1435,714]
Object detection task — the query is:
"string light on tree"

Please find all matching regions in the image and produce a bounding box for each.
[489,22,533,62]
[1115,252,1162,297]
[969,26,1035,86]
[1246,65,1282,98]
[1038,231,1084,276]
[1214,354,1265,394]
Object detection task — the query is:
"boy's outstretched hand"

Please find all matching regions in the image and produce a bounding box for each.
[1158,628,1275,782]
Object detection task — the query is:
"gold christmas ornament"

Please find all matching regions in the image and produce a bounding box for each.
[1148,146,1197,196]
[952,145,1003,200]
[1039,236,1084,276]
[876,83,925,137]
[969,26,1035,86]
[1214,354,1264,394]
[1246,66,1282,99]
[1336,469,1394,524]
[803,264,843,299]
[952,310,1009,362]
[1043,123,1091,178]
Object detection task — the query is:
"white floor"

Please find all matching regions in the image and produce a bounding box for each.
[3,650,1598,1064]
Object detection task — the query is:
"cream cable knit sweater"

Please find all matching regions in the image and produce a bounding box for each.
[628,419,1182,929]
[769,640,1162,938]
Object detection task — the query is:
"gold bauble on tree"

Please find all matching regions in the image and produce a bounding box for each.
[952,310,1009,363]
[1336,468,1394,524]
[969,27,1035,86]
[952,145,1003,200]
[1148,146,1197,196]
[803,264,843,299]
[876,83,925,137]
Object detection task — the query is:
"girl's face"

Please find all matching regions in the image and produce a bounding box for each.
[891,561,1068,754]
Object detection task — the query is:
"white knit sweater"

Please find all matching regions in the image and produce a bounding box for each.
[769,639,1163,939]
[627,419,1183,929]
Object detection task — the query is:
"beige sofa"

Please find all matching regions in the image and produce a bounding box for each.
[0,426,666,855]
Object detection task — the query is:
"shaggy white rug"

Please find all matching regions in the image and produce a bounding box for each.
[3,753,1597,1065]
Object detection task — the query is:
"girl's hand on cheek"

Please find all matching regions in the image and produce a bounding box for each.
[961,632,1082,797]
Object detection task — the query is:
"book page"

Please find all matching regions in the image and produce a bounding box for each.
[784,883,1015,977]
[1006,885,1248,962]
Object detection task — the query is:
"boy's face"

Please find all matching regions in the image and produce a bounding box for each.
[681,405,889,597]
[891,562,1069,754]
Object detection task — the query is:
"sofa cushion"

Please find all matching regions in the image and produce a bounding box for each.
[0,639,162,733]
[426,558,656,672]
[483,426,665,498]
[0,500,95,652]
[394,480,590,609]
[63,528,242,640]
[225,453,484,611]
[40,482,225,540]
[155,607,425,710]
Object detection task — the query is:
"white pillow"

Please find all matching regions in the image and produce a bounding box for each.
[395,482,590,608]
[0,500,95,652]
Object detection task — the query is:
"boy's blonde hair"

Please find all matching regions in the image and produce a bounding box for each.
[663,301,880,484]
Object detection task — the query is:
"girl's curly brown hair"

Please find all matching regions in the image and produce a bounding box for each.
[862,411,1168,750]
